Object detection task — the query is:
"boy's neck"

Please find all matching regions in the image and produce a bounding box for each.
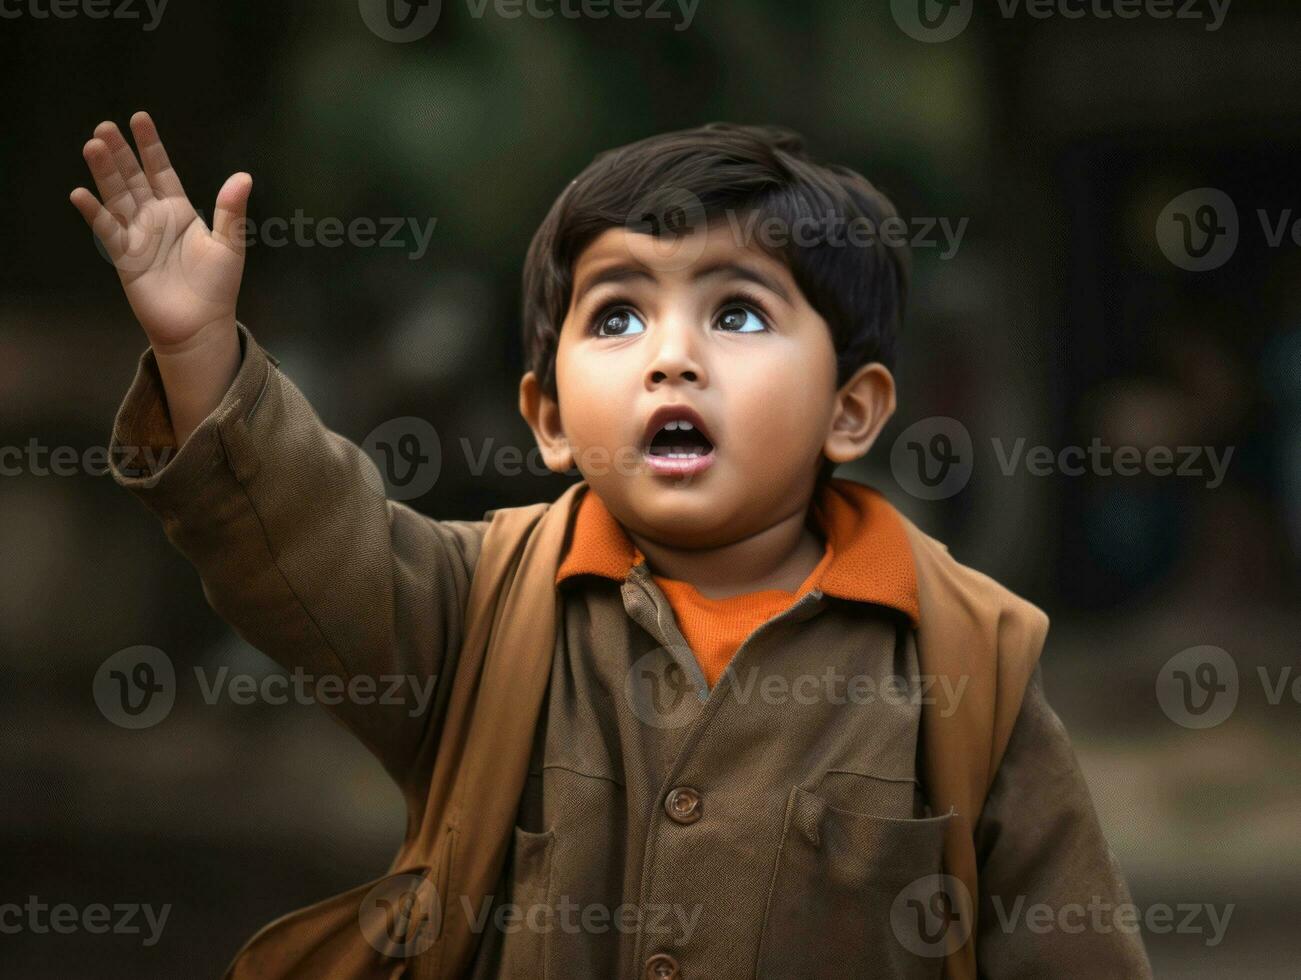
[625,502,826,600]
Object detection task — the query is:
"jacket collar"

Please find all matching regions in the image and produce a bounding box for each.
[554,477,920,626]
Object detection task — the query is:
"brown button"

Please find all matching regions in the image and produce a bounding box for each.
[644,952,680,979]
[664,786,701,824]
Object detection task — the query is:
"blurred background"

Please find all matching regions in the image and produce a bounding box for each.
[3,0,1299,975]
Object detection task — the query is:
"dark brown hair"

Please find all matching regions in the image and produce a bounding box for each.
[521,122,911,478]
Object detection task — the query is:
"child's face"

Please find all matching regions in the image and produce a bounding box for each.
[520,218,894,549]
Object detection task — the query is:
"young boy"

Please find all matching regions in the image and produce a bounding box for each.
[73,113,1152,978]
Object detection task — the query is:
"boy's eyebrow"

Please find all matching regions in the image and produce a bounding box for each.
[696,259,793,304]
[573,258,792,306]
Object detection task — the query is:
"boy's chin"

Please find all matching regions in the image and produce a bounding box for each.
[606,470,776,544]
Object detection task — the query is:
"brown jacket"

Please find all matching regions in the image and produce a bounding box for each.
[109,322,1152,979]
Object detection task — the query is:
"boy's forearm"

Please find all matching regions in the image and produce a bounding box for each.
[151,316,241,448]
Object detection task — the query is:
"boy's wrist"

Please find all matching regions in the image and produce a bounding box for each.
[109,320,272,499]
[151,316,241,448]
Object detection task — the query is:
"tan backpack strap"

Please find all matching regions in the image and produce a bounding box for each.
[421,480,587,977]
[899,513,1048,980]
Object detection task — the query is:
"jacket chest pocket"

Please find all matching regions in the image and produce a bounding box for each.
[755,785,953,980]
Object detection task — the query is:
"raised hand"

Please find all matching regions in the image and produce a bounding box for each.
[71,110,250,447]
[70,110,251,354]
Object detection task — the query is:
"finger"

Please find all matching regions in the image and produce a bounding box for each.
[129,110,188,201]
[93,120,154,211]
[212,172,252,255]
[82,136,137,225]
[69,187,127,262]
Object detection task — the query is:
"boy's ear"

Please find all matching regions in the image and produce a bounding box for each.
[823,362,897,465]
[519,370,575,473]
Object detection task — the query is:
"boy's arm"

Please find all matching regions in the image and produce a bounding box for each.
[973,665,1155,978]
[109,319,488,794]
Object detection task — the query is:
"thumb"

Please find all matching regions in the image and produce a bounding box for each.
[212,172,252,255]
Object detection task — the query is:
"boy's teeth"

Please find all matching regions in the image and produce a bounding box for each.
[661,420,694,432]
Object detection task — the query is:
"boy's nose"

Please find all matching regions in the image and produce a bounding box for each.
[643,317,707,388]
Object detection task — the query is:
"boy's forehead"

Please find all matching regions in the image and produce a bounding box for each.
[569,222,796,301]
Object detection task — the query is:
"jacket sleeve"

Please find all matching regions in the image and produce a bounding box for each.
[107,320,489,795]
[973,665,1154,978]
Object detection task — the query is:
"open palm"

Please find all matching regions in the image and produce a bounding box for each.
[70,111,251,352]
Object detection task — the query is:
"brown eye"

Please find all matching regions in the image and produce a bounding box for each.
[716,305,764,333]
[596,308,646,336]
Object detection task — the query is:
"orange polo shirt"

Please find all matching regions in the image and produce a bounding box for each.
[555,479,920,688]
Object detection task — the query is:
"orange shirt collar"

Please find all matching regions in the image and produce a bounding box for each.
[554,477,920,626]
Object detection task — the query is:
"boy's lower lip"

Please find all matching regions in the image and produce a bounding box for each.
[642,449,716,477]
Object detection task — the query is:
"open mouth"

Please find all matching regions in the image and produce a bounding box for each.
[646,419,715,459]
[640,407,718,478]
